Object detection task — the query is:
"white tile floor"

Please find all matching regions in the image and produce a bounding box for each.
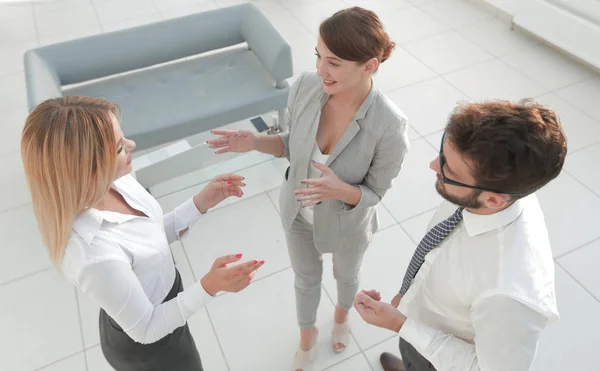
[1,0,599,370]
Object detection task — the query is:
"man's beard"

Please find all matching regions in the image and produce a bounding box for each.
[435,176,483,209]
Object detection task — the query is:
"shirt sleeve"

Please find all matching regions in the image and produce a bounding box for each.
[77,258,213,344]
[399,295,548,371]
[163,198,202,244]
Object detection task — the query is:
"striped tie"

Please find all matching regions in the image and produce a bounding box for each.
[400,207,465,296]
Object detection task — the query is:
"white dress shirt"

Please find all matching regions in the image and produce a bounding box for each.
[298,141,330,224]
[61,174,212,344]
[398,195,559,371]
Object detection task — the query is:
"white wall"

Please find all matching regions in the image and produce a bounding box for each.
[512,0,600,69]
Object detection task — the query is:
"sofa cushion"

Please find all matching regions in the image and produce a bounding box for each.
[64,46,289,150]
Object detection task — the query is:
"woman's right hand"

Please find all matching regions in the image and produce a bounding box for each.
[207,130,256,154]
[200,254,264,296]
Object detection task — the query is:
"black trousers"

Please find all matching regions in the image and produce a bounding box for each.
[99,270,203,371]
[400,338,436,371]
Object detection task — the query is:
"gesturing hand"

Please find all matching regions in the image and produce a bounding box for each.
[294,161,350,207]
[200,254,265,296]
[193,174,246,214]
[391,293,402,308]
[207,130,256,154]
[354,290,406,333]
[361,289,382,301]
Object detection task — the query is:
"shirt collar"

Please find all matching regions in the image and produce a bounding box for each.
[72,209,104,246]
[462,196,530,237]
[71,176,144,245]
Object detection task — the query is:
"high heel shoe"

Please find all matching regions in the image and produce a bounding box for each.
[293,327,318,371]
[331,321,350,353]
[293,347,315,371]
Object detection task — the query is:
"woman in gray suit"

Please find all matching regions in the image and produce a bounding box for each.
[208,7,409,370]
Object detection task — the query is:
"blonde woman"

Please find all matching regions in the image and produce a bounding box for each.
[21,97,264,371]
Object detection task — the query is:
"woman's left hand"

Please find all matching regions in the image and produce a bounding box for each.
[193,174,246,214]
[294,161,356,207]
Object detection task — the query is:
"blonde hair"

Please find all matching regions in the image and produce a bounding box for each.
[21,97,120,264]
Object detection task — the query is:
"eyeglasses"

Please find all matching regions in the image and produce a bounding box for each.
[438,132,522,196]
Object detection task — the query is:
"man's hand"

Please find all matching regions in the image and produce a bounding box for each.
[354,290,407,333]
[361,289,381,301]
[392,293,402,308]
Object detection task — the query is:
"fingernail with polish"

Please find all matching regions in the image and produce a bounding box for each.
[253,259,258,264]
[236,253,242,258]
[227,181,232,184]
[259,260,265,265]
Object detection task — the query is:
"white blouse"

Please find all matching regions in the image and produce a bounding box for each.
[61,174,212,344]
[298,142,330,224]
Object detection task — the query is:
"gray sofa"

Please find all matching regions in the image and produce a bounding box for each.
[24,3,293,188]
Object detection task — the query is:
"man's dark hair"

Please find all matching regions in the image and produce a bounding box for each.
[446,99,567,198]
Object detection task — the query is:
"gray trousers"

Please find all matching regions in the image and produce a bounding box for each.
[285,214,369,329]
[400,338,435,370]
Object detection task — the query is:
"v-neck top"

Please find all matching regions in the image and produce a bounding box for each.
[61,174,211,344]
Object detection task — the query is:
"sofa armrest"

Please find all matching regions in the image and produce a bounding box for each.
[24,50,63,112]
[241,6,293,83]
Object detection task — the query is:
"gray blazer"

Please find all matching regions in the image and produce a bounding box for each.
[278,72,410,253]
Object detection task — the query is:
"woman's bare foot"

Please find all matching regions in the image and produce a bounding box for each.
[299,326,319,351]
[334,304,348,324]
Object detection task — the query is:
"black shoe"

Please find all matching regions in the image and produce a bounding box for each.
[380,352,405,371]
